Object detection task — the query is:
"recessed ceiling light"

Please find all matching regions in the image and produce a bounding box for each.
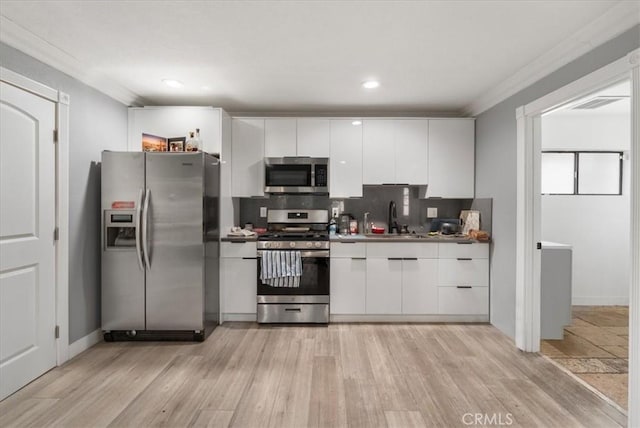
[362,80,380,89]
[352,120,362,126]
[162,79,183,88]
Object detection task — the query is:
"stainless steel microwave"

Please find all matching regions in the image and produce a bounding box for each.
[264,157,329,194]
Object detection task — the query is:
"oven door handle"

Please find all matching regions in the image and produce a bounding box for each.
[257,250,330,258]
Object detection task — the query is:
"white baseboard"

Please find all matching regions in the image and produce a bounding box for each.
[330,314,489,323]
[221,313,257,323]
[68,328,103,359]
[572,296,629,306]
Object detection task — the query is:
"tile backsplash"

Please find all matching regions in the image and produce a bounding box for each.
[238,186,492,234]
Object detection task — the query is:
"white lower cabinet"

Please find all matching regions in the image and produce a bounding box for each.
[221,258,257,315]
[329,241,489,318]
[438,287,488,315]
[220,241,257,317]
[402,259,438,314]
[330,258,366,314]
[437,243,489,315]
[366,258,402,314]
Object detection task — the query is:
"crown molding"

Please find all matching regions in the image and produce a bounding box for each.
[464,1,640,117]
[0,14,143,106]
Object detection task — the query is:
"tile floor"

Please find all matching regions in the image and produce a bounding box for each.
[541,306,629,410]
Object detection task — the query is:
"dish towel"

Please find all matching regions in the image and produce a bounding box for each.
[261,250,302,288]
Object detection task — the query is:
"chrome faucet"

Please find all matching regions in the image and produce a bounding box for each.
[388,201,398,234]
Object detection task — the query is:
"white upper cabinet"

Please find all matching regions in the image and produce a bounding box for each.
[330,120,363,198]
[231,118,265,197]
[127,106,222,153]
[395,120,428,184]
[264,119,297,157]
[363,120,395,184]
[362,119,428,185]
[297,119,330,157]
[427,119,475,198]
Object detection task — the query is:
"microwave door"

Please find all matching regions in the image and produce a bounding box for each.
[265,164,313,193]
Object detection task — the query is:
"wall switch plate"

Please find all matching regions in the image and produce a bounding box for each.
[427,207,438,218]
[260,207,268,218]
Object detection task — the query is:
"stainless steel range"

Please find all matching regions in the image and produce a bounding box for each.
[257,209,329,324]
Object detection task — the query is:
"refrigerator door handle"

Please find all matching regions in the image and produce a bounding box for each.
[135,188,144,271]
[142,187,151,269]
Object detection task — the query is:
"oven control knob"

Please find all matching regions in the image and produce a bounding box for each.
[289,242,296,248]
[306,242,312,248]
[314,242,321,248]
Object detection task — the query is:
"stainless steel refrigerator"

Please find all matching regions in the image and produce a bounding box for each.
[101,151,220,341]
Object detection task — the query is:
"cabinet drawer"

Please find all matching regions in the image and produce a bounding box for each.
[330,242,366,258]
[438,287,488,315]
[438,242,488,259]
[438,259,488,287]
[221,241,257,258]
[366,242,438,259]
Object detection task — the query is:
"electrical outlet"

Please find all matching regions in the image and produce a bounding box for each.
[260,207,268,218]
[427,207,438,218]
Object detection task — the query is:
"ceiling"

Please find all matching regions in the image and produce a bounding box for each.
[0,1,636,114]
[549,80,631,116]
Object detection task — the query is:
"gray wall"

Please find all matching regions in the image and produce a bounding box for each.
[239,186,490,233]
[475,25,640,339]
[0,42,128,342]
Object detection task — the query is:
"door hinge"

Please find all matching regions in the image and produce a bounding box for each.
[536,242,542,250]
[55,325,60,339]
[53,129,59,143]
[53,227,59,241]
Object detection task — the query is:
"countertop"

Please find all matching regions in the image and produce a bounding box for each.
[330,234,489,243]
[541,241,572,249]
[221,236,258,242]
[221,234,490,243]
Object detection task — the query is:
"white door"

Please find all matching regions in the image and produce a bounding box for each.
[221,258,257,315]
[366,258,402,314]
[427,119,475,198]
[231,118,264,197]
[362,120,395,184]
[264,118,297,157]
[0,81,57,400]
[394,119,428,185]
[296,119,330,157]
[402,259,438,314]
[329,120,363,198]
[330,258,366,315]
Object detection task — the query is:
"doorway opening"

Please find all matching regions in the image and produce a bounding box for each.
[538,80,631,411]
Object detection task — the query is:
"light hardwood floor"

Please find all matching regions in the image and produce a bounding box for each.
[0,323,627,428]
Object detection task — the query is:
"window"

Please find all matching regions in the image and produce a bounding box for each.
[541,151,622,195]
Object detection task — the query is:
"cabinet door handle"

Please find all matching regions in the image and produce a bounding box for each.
[339,241,356,244]
[403,258,418,261]
[351,257,366,260]
[456,286,472,289]
[457,241,473,245]
[388,257,403,261]
[285,308,302,312]
[457,258,472,261]
[242,257,257,260]
[231,240,248,243]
